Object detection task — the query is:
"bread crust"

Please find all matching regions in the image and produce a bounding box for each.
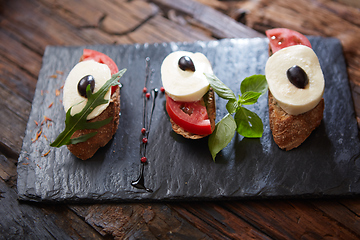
[170,89,216,139]
[67,87,120,160]
[268,90,324,150]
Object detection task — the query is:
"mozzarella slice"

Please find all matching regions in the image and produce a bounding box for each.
[63,60,112,120]
[265,45,325,115]
[161,51,212,102]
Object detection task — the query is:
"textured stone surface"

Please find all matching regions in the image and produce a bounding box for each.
[17,37,360,202]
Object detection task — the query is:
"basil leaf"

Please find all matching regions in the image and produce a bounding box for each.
[226,99,238,114]
[240,75,268,96]
[208,114,236,161]
[50,69,126,147]
[234,106,263,138]
[239,91,262,105]
[205,73,236,100]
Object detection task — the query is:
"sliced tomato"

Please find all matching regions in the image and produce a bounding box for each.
[81,49,119,93]
[166,95,212,136]
[266,28,312,53]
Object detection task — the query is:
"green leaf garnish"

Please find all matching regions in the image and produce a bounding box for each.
[234,106,263,138]
[239,91,262,105]
[226,99,238,114]
[205,73,236,100]
[206,73,268,161]
[69,132,98,145]
[240,74,268,96]
[208,113,236,160]
[50,69,126,147]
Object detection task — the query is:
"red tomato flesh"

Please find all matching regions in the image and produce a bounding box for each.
[81,49,119,94]
[166,95,212,136]
[266,28,312,53]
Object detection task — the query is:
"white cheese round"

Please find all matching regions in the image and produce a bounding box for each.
[161,51,212,102]
[63,60,111,120]
[265,45,325,115]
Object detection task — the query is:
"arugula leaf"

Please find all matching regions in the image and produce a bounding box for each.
[207,73,268,161]
[84,117,113,129]
[208,114,236,161]
[234,106,263,138]
[240,75,268,96]
[205,73,236,100]
[69,132,98,145]
[50,69,126,147]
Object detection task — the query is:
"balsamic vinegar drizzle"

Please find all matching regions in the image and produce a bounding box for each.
[131,57,159,192]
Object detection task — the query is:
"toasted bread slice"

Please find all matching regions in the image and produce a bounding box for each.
[268,90,324,150]
[170,89,216,139]
[67,87,120,160]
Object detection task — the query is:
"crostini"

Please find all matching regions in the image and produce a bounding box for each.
[265,28,325,150]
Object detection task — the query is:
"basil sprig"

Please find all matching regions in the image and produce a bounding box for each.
[50,69,126,147]
[205,73,268,161]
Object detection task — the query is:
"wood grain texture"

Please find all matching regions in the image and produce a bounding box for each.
[310,199,360,236]
[0,156,102,239]
[0,0,359,239]
[69,203,213,239]
[223,200,359,239]
[171,202,273,239]
[152,0,264,38]
[0,83,31,156]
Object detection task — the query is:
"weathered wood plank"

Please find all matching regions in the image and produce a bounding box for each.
[171,202,273,239]
[39,0,159,36]
[340,198,360,216]
[0,82,31,122]
[0,4,128,52]
[0,176,102,239]
[0,154,17,187]
[152,0,264,38]
[0,55,36,103]
[0,30,42,78]
[309,199,360,236]
[320,0,360,26]
[39,0,105,28]
[100,0,159,35]
[0,0,109,52]
[333,0,360,8]
[69,203,213,239]
[222,200,359,239]
[128,15,213,44]
[0,85,31,156]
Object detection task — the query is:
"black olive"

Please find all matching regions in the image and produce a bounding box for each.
[78,75,95,98]
[178,56,195,72]
[286,65,309,89]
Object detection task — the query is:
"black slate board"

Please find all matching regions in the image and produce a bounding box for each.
[17,37,360,202]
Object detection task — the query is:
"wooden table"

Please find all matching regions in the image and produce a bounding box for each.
[1,0,360,238]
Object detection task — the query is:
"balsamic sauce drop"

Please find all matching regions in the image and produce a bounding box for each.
[131,57,159,193]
